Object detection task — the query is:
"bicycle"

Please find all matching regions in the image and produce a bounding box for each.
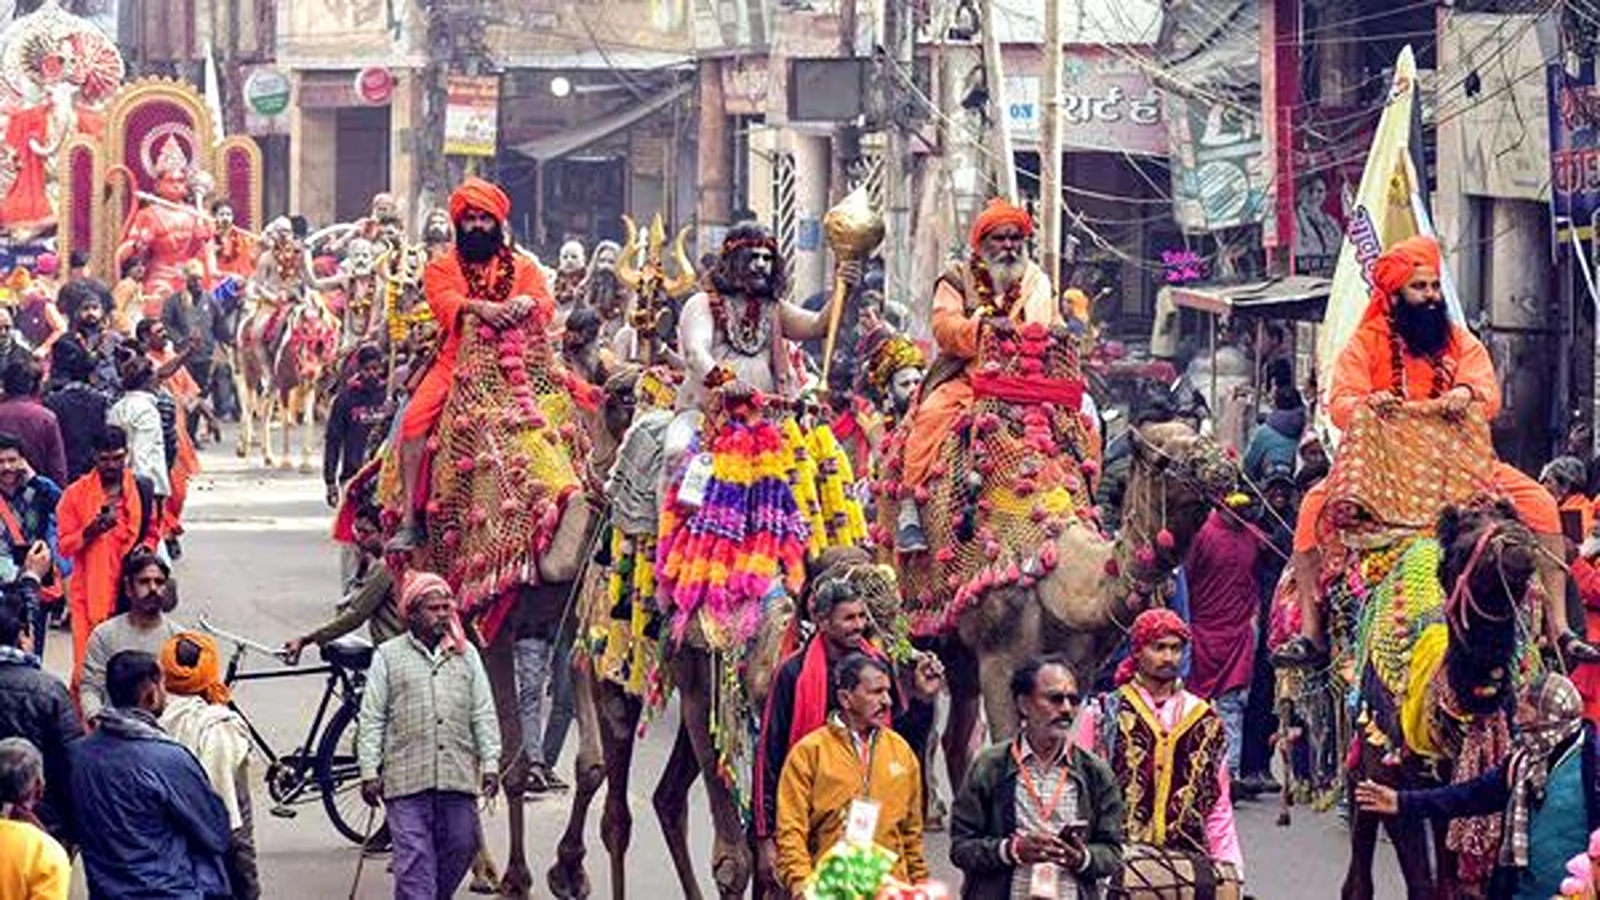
[198,616,383,845]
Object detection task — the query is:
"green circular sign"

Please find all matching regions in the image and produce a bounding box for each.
[245,68,291,116]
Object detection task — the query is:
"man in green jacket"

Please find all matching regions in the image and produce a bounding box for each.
[950,655,1125,899]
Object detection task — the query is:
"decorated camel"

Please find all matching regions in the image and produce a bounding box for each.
[877,314,1235,787]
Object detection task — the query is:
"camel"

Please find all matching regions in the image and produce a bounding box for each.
[1338,500,1539,899]
[930,419,1235,790]
[234,296,338,471]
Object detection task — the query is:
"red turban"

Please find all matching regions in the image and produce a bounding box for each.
[399,569,468,654]
[969,198,1033,251]
[448,177,511,224]
[1114,607,1191,685]
[1365,234,1442,322]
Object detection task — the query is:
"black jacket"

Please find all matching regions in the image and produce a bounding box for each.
[0,615,84,843]
[950,740,1125,900]
[42,382,109,482]
[324,379,390,487]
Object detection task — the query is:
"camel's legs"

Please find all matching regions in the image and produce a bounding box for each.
[297,386,317,473]
[482,593,542,898]
[666,651,749,899]
[652,721,704,900]
[938,642,981,798]
[549,660,605,899]
[599,683,644,898]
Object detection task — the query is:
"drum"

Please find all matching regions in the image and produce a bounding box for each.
[1108,844,1243,900]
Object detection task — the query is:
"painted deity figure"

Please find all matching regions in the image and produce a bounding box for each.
[117,161,215,301]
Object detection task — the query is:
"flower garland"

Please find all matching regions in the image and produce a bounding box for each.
[966,253,1023,318]
[273,240,300,284]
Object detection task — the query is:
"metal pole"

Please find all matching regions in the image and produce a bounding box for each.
[1039,0,1063,290]
[978,0,1017,199]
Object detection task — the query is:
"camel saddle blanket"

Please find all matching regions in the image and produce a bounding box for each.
[1320,406,1494,550]
[578,526,668,704]
[1108,844,1242,900]
[408,321,591,640]
[880,326,1093,637]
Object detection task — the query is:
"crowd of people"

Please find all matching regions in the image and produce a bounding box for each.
[10,176,1600,900]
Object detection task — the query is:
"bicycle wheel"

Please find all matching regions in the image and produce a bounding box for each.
[315,700,382,844]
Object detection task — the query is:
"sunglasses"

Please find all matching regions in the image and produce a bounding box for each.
[1039,690,1081,707]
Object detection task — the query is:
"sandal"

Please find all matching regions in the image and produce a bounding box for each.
[1560,631,1600,665]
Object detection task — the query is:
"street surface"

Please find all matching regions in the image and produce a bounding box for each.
[45,432,1406,897]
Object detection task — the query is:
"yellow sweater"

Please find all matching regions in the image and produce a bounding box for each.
[775,717,927,890]
[0,819,70,900]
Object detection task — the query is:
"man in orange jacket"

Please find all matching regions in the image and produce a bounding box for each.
[386,178,552,550]
[1276,235,1600,665]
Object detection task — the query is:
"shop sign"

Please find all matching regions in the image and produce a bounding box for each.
[355,67,395,105]
[1550,60,1600,242]
[244,67,291,116]
[1166,94,1270,233]
[1002,49,1165,156]
[444,75,500,157]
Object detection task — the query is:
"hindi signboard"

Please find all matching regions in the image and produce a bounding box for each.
[1550,60,1600,242]
[445,75,500,157]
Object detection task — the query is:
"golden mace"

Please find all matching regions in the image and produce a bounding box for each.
[820,186,885,387]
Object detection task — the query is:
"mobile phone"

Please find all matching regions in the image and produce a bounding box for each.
[1059,820,1089,844]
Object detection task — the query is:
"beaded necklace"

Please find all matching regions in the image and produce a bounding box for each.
[274,242,300,283]
[464,249,516,304]
[1386,308,1451,400]
[708,287,769,356]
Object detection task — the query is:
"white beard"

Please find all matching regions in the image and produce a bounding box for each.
[985,257,1027,293]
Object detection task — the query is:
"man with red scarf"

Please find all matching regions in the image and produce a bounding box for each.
[1075,608,1241,876]
[1274,235,1600,665]
[752,560,943,899]
[387,178,553,550]
[893,199,1062,551]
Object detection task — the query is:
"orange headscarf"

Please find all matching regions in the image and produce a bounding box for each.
[1364,235,1443,323]
[159,632,231,705]
[969,198,1033,251]
[448,177,512,224]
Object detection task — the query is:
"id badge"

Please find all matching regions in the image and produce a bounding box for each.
[844,797,881,845]
[1028,861,1060,898]
[678,453,715,508]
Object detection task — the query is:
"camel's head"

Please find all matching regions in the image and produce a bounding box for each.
[1436,498,1538,717]
[1123,420,1237,567]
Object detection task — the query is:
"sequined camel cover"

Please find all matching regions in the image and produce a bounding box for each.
[415,320,590,634]
[878,323,1094,636]
[1319,405,1495,550]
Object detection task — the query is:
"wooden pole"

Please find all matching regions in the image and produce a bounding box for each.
[978,0,1017,200]
[1039,0,1063,291]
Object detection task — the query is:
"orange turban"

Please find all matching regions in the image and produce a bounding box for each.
[160,632,231,705]
[1114,608,1191,685]
[1366,234,1442,320]
[448,177,511,224]
[969,198,1033,251]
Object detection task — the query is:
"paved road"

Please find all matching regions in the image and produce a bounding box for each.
[45,436,1407,898]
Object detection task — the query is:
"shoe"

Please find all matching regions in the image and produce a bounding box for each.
[1560,631,1600,665]
[1271,636,1328,668]
[544,766,569,792]
[363,823,393,857]
[523,762,554,796]
[1238,772,1281,795]
[384,523,422,553]
[166,537,183,560]
[895,522,929,554]
[1230,779,1260,802]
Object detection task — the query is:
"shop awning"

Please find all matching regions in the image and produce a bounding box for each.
[1163,276,1332,321]
[508,81,693,162]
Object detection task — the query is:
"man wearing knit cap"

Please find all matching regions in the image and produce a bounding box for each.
[387,177,553,550]
[358,570,501,899]
[892,198,1062,551]
[1074,608,1242,879]
[1274,234,1600,666]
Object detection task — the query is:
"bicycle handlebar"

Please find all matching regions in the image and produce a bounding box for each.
[197,615,291,662]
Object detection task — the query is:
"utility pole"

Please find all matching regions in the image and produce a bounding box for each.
[1038,0,1063,289]
[882,0,915,310]
[978,0,1016,200]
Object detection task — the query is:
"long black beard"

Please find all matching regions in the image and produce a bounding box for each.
[1394,298,1451,357]
[739,269,776,300]
[456,225,504,264]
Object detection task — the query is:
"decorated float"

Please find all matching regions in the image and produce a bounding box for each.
[0,1,261,284]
